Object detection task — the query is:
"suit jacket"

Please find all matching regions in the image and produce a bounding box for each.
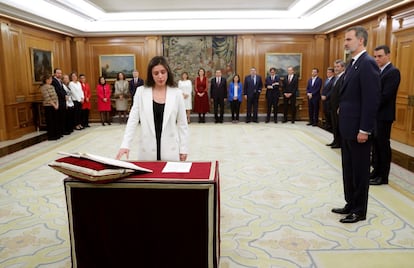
[339,52,380,140]
[210,77,227,100]
[377,63,400,121]
[265,75,280,98]
[120,86,189,161]
[129,77,144,98]
[283,74,298,96]
[322,77,334,100]
[243,75,263,98]
[329,73,344,111]
[52,76,67,110]
[306,76,322,97]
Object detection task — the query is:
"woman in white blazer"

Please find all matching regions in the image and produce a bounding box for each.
[116,56,189,161]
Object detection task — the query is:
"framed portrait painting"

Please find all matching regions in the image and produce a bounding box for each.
[31,48,53,84]
[99,54,136,80]
[265,53,302,79]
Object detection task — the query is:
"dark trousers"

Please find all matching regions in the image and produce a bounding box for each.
[213,98,225,122]
[82,109,90,127]
[371,120,393,182]
[308,95,320,124]
[341,138,372,217]
[330,107,341,145]
[44,106,59,140]
[65,107,75,133]
[73,101,82,126]
[56,108,66,136]
[283,95,296,122]
[246,95,259,122]
[323,100,332,129]
[266,91,279,122]
[230,100,240,120]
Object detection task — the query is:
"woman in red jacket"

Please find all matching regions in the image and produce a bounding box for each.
[80,74,91,127]
[96,76,112,125]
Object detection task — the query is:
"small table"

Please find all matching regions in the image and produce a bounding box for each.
[64,161,220,268]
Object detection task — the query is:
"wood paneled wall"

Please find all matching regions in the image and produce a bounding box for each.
[0,18,71,140]
[0,1,413,143]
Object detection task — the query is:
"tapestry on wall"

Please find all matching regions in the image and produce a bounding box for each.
[162,36,236,83]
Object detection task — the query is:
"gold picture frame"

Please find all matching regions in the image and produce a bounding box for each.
[99,54,136,80]
[31,48,53,84]
[265,53,302,79]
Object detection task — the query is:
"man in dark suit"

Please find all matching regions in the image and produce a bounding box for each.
[210,70,227,123]
[326,59,345,149]
[265,67,280,123]
[370,45,401,185]
[331,26,380,223]
[51,68,67,136]
[282,66,298,123]
[243,67,263,123]
[129,69,144,108]
[321,67,335,130]
[306,68,322,126]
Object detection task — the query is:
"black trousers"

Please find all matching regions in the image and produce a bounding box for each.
[44,106,59,140]
[341,138,372,217]
[330,107,341,145]
[213,98,225,122]
[283,95,296,122]
[266,91,279,122]
[230,100,240,120]
[246,94,259,121]
[371,120,393,182]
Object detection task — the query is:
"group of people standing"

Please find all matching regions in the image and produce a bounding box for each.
[183,66,299,124]
[41,68,146,140]
[40,69,91,140]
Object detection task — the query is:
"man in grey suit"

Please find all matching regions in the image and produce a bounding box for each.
[331,26,380,223]
[370,45,401,185]
[243,67,263,123]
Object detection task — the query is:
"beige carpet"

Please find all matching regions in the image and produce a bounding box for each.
[1,122,414,267]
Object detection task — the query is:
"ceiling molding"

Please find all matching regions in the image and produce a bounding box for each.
[0,0,410,36]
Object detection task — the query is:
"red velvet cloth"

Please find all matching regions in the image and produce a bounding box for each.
[126,161,214,180]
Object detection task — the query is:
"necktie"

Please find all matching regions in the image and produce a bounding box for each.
[134,78,137,84]
[271,76,274,81]
[288,75,292,83]
[253,76,256,85]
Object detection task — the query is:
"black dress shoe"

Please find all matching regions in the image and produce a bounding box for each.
[331,207,350,214]
[370,177,387,185]
[306,122,313,126]
[326,142,334,146]
[340,213,366,223]
[369,172,377,180]
[331,144,341,149]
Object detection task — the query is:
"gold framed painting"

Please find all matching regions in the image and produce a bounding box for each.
[31,48,53,84]
[99,54,136,80]
[265,53,302,79]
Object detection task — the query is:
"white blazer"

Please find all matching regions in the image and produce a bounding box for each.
[120,86,189,161]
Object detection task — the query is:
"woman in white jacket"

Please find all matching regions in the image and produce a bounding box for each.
[116,56,189,161]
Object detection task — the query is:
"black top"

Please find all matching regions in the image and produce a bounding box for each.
[153,101,165,160]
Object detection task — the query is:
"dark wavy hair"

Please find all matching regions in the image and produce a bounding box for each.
[145,56,176,87]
